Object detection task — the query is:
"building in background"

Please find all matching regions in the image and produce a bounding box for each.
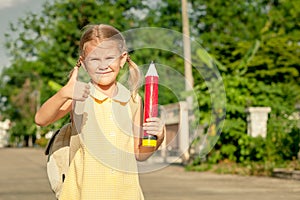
[0,119,10,147]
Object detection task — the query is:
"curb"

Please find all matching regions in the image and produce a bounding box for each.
[273,168,300,181]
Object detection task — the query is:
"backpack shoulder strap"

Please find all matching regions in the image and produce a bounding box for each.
[44,123,72,156]
[44,129,60,156]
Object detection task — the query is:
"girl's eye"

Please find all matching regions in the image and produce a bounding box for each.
[91,60,99,64]
[86,58,99,62]
[86,59,100,66]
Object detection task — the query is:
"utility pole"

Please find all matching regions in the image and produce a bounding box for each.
[181,0,194,109]
[181,0,194,163]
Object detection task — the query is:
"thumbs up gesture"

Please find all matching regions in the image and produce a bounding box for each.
[65,66,90,101]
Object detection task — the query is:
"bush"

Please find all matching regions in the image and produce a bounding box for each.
[35,137,49,148]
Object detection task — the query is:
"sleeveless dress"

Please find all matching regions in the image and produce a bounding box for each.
[59,82,144,200]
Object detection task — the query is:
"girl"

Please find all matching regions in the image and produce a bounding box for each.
[35,24,165,200]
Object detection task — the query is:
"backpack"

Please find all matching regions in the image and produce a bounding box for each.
[44,96,140,199]
[44,122,81,199]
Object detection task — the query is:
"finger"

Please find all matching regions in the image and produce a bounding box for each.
[144,130,160,136]
[143,122,161,129]
[143,122,163,134]
[85,84,91,89]
[143,127,160,133]
[144,119,163,126]
[83,85,90,93]
[146,117,160,121]
[143,122,160,128]
[73,81,89,100]
[70,66,79,82]
[76,94,89,102]
[83,90,90,96]
[78,97,87,102]
[146,117,165,128]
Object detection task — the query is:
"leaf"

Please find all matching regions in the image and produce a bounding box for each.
[48,80,62,92]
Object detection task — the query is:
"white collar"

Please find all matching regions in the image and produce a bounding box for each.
[89,82,131,103]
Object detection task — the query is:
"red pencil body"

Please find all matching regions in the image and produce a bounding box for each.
[143,76,159,129]
[143,63,159,147]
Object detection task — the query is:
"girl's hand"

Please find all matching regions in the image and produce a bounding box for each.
[143,117,165,139]
[63,66,90,101]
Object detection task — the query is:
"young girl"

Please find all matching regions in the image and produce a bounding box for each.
[35,24,165,200]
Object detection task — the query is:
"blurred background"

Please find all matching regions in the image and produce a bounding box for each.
[0,0,299,178]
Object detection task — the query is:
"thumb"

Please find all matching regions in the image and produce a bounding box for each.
[70,66,79,82]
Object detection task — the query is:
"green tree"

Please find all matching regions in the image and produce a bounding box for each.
[190,0,300,164]
[1,0,299,165]
[0,0,186,145]
[1,0,139,145]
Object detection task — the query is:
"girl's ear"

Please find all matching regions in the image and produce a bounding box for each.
[120,52,128,68]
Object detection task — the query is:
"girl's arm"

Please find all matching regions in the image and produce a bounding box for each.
[35,67,90,126]
[133,96,165,161]
[34,89,72,126]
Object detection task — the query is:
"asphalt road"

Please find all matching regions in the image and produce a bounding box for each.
[0,148,300,200]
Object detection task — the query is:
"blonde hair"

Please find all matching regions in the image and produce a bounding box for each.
[76,24,140,97]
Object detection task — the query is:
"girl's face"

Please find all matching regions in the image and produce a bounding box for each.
[82,40,126,87]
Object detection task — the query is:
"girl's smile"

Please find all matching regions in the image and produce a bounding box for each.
[95,67,113,75]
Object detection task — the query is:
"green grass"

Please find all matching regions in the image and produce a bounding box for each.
[185,159,300,177]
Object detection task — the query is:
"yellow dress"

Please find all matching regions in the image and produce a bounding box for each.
[59,82,144,200]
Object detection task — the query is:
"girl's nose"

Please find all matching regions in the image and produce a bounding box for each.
[97,62,109,69]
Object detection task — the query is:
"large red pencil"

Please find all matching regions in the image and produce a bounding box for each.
[143,61,159,147]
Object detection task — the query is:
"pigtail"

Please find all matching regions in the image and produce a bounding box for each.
[75,59,82,68]
[68,58,82,79]
[127,55,141,100]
